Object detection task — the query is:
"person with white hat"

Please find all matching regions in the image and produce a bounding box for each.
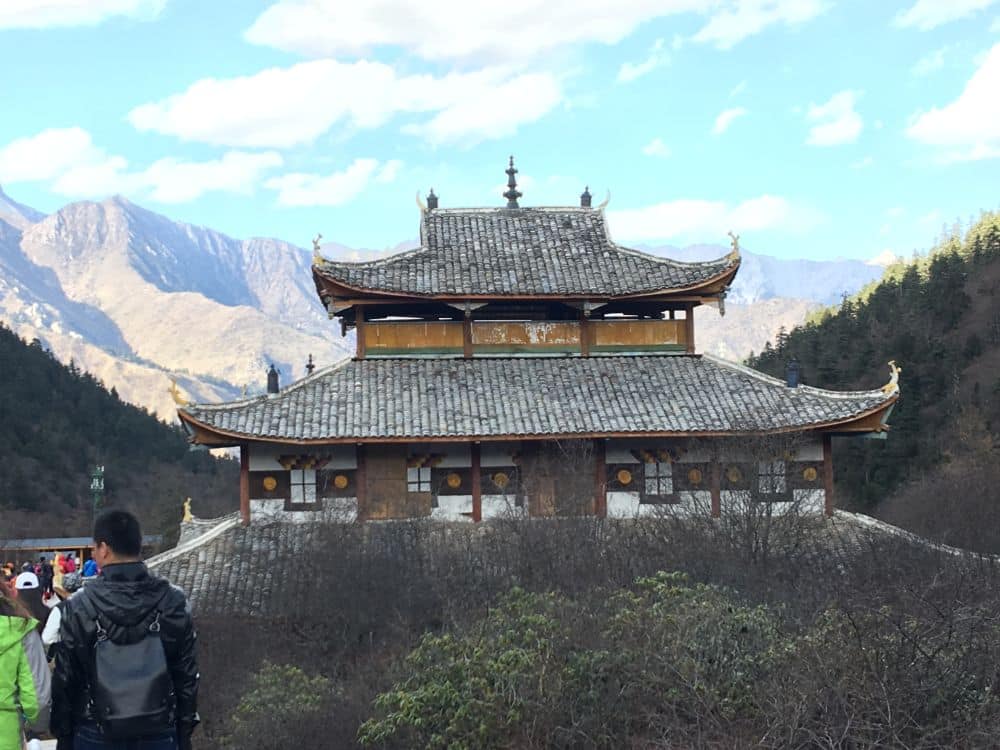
[14,572,49,635]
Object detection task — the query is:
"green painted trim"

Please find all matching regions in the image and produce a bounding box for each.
[367,347,464,355]
[474,344,580,353]
[591,344,686,352]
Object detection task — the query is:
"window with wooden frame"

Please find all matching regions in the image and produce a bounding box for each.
[289,468,317,505]
[407,466,431,493]
[642,461,673,501]
[757,460,787,494]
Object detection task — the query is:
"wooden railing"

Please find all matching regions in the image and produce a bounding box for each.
[360,319,690,357]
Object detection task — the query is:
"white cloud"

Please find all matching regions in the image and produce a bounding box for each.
[617,38,669,82]
[729,80,747,97]
[246,0,827,62]
[0,127,285,203]
[265,159,398,206]
[245,0,706,62]
[642,137,671,157]
[906,43,1000,161]
[128,60,562,148]
[608,194,821,243]
[805,90,863,146]
[0,0,164,29]
[692,0,829,50]
[912,47,948,76]
[992,15,1000,30]
[713,107,747,135]
[0,127,109,182]
[375,160,403,183]
[400,73,562,146]
[893,0,999,30]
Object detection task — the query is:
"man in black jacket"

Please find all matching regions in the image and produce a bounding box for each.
[52,510,199,750]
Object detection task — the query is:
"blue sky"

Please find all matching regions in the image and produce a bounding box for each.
[0,0,998,261]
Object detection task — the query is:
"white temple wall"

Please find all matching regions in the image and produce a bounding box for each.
[248,442,357,470]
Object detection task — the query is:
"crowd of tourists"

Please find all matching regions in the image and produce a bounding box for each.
[1,511,199,750]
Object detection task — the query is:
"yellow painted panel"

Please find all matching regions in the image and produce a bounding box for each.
[364,321,464,350]
[472,321,581,346]
[592,320,685,347]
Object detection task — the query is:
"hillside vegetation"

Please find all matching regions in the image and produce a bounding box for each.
[0,323,237,539]
[750,211,1000,551]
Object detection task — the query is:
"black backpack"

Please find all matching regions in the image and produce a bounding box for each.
[81,592,175,739]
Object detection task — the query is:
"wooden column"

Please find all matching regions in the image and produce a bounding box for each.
[594,439,607,517]
[463,314,473,359]
[684,304,696,354]
[239,444,250,526]
[355,308,367,360]
[710,460,721,518]
[822,434,834,517]
[579,311,591,357]
[355,444,367,521]
[471,442,482,522]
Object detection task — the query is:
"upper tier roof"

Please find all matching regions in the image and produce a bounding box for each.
[313,207,739,298]
[178,355,895,444]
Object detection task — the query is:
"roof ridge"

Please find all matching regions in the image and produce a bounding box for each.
[701,353,891,400]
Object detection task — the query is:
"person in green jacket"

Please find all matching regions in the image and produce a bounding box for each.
[0,582,50,750]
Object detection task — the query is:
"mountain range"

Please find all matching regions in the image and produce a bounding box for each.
[0,185,887,418]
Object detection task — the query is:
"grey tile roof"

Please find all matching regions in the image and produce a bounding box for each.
[179,355,893,442]
[313,208,737,297]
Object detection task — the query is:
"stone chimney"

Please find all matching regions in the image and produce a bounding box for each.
[426,188,438,210]
[785,359,800,388]
[267,364,279,394]
[580,186,592,208]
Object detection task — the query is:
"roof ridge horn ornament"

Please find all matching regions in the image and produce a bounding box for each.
[168,378,190,407]
[415,190,427,213]
[503,155,522,208]
[726,230,741,261]
[881,360,901,395]
[312,233,323,265]
[596,190,610,211]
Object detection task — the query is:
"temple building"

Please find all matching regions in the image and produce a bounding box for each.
[177,159,897,526]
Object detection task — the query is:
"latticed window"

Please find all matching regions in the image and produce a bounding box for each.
[407,466,431,492]
[644,461,673,496]
[289,468,316,504]
[757,460,786,494]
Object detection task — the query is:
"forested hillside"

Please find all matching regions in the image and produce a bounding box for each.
[0,323,237,539]
[750,211,1000,551]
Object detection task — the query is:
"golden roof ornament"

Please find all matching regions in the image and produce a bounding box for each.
[312,233,323,264]
[596,190,611,211]
[168,378,190,407]
[881,360,901,395]
[727,230,741,261]
[415,190,427,214]
[182,497,193,522]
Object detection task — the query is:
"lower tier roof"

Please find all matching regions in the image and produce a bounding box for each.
[178,355,895,444]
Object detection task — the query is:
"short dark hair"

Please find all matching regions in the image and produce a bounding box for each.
[93,510,143,557]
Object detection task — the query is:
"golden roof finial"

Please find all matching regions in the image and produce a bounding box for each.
[168,378,190,407]
[415,190,427,214]
[727,230,741,261]
[312,233,323,265]
[182,497,193,522]
[881,360,901,395]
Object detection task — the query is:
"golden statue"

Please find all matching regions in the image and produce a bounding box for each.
[312,233,324,264]
[168,378,190,406]
[882,360,901,395]
[727,230,741,260]
[182,497,194,522]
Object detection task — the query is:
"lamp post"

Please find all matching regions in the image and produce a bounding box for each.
[90,465,105,521]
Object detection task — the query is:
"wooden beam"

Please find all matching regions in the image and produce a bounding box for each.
[239,444,250,526]
[356,308,367,360]
[356,444,367,522]
[685,304,695,354]
[463,314,473,359]
[471,443,482,522]
[579,311,591,357]
[710,460,721,518]
[823,434,834,517]
[594,439,607,517]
